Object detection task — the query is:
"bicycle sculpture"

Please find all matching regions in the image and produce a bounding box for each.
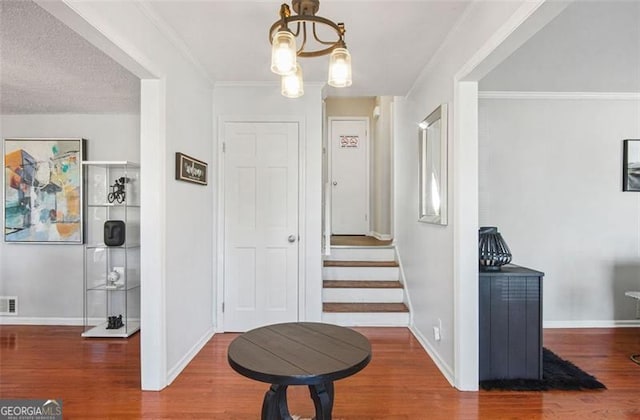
[107,177,128,204]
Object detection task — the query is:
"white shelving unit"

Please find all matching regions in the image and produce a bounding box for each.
[82,161,140,338]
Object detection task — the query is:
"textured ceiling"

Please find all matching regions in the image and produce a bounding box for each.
[0,0,140,114]
[480,1,640,92]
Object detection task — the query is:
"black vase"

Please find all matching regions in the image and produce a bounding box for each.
[478,226,512,271]
[104,220,126,247]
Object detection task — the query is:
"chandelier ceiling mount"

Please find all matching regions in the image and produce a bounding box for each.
[269,0,352,98]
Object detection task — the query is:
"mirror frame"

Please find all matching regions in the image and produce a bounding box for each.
[418,103,448,225]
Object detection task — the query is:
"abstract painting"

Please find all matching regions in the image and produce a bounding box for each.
[4,138,85,243]
[623,139,640,192]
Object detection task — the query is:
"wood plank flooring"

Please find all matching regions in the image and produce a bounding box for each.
[323,280,403,289]
[330,235,392,246]
[1,326,639,419]
[324,260,399,267]
[323,303,410,313]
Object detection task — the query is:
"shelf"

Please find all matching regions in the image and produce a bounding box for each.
[87,283,140,292]
[81,161,140,168]
[83,161,140,339]
[81,321,140,338]
[85,243,140,250]
[87,203,141,208]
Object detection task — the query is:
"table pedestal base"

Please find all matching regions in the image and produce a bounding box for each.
[262,382,335,420]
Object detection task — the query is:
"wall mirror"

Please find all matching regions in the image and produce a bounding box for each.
[418,103,448,225]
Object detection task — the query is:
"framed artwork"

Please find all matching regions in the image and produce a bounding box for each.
[4,138,85,243]
[175,152,208,185]
[623,139,640,192]
[418,104,448,225]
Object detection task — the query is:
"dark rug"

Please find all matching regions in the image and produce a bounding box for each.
[480,348,606,391]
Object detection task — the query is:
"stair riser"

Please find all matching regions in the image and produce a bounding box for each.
[326,247,395,262]
[321,312,410,327]
[323,266,399,281]
[322,288,404,303]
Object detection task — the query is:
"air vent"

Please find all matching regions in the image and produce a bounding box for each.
[0,297,17,315]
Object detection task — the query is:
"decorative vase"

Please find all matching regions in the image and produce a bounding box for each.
[478,226,512,271]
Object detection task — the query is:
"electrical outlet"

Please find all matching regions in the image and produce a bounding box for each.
[433,326,441,341]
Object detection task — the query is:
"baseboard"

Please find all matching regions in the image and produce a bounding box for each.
[0,317,141,327]
[369,231,392,241]
[166,327,216,386]
[409,324,455,387]
[544,320,640,328]
[0,317,96,326]
[394,246,412,323]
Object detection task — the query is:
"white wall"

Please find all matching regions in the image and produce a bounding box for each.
[213,83,324,324]
[372,96,393,237]
[393,0,531,389]
[0,113,139,322]
[41,0,215,390]
[479,96,640,325]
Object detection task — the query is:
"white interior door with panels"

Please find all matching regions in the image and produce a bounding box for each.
[223,122,299,331]
[330,118,369,235]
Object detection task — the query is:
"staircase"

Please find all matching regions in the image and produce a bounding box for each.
[322,244,410,326]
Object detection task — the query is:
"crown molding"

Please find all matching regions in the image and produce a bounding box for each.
[479,91,640,100]
[135,1,214,86]
[214,81,325,88]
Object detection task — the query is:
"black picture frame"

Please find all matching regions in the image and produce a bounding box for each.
[175,152,207,185]
[623,139,640,192]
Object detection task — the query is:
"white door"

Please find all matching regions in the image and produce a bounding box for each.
[223,122,299,331]
[330,119,369,234]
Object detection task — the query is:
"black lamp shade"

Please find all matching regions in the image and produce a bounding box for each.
[478,226,512,271]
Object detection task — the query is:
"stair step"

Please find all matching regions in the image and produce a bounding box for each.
[323,303,409,313]
[323,260,399,268]
[326,247,396,262]
[322,311,410,327]
[323,280,403,289]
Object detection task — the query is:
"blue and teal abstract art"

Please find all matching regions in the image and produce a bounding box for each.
[4,138,85,243]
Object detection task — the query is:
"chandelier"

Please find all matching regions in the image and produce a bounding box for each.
[269,0,352,98]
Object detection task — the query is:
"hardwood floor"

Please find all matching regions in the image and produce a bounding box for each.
[1,326,639,419]
[330,235,392,246]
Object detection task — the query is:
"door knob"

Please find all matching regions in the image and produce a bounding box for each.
[288,235,296,243]
[332,181,337,186]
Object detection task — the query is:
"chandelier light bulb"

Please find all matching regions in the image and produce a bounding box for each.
[281,63,304,98]
[271,30,297,75]
[328,47,352,88]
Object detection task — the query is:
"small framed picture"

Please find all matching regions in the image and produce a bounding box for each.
[175,152,207,185]
[623,139,640,192]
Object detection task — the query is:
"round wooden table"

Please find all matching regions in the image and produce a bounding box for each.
[227,322,371,420]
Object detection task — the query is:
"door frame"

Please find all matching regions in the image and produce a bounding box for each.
[328,117,371,236]
[216,116,306,332]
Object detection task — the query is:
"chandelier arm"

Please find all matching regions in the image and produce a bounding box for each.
[292,21,301,37]
[298,22,308,54]
[312,22,338,46]
[269,15,343,55]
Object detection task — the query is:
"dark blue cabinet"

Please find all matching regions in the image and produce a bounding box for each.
[479,264,544,380]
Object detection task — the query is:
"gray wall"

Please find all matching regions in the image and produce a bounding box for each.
[0,113,140,321]
[479,97,640,324]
